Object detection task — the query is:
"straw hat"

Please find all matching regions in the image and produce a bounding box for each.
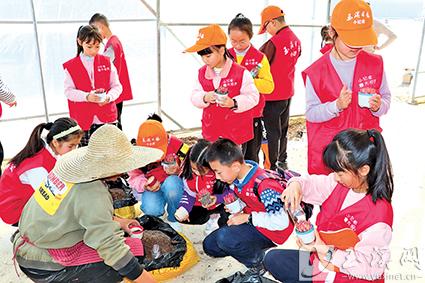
[52,124,163,183]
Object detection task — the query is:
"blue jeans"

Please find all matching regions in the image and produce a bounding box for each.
[203,223,275,268]
[264,249,313,283]
[141,175,183,222]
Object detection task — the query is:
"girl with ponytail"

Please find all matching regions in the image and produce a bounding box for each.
[0,117,83,225]
[264,128,394,282]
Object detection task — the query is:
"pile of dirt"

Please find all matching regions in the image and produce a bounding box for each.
[142,230,175,260]
[288,116,306,141]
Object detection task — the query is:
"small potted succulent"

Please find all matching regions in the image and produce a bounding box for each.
[198,188,214,207]
[223,193,245,214]
[295,220,315,244]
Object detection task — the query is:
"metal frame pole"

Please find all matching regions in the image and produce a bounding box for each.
[30,0,49,122]
[327,0,332,22]
[411,17,425,104]
[156,0,162,116]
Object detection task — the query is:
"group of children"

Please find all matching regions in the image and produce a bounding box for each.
[0,0,397,282]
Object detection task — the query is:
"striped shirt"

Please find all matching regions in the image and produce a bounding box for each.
[0,76,16,104]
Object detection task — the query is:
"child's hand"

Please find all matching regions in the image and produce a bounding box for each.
[336,85,352,110]
[227,213,249,226]
[202,196,217,209]
[203,91,217,104]
[281,181,302,213]
[7,101,17,107]
[86,91,101,103]
[98,95,111,106]
[145,180,160,192]
[164,163,180,175]
[174,207,189,222]
[218,96,235,108]
[369,94,382,112]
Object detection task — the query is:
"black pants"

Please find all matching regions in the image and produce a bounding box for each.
[0,140,3,176]
[263,249,313,283]
[116,102,123,130]
[180,204,229,227]
[20,262,123,283]
[262,99,291,170]
[242,117,263,163]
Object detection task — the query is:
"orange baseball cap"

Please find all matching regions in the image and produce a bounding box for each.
[136,120,167,160]
[331,0,377,47]
[259,5,285,34]
[184,24,227,53]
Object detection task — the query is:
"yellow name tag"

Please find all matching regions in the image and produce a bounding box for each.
[34,172,75,215]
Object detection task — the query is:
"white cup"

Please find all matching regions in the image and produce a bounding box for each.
[174,207,189,222]
[358,92,372,108]
[130,225,144,239]
[96,91,107,102]
[225,199,246,214]
[295,226,315,244]
[215,93,228,105]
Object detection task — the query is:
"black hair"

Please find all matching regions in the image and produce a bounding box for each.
[10,117,83,168]
[76,25,103,57]
[205,138,244,166]
[147,113,163,123]
[323,129,394,203]
[320,25,332,47]
[89,13,109,27]
[180,139,211,180]
[228,13,254,39]
[197,45,234,61]
[274,15,286,23]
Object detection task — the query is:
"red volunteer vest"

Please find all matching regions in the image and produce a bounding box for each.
[0,147,56,224]
[0,104,2,118]
[314,184,393,282]
[267,26,301,101]
[185,171,217,209]
[229,46,265,118]
[145,136,183,183]
[302,51,384,174]
[234,167,294,244]
[198,62,253,144]
[104,35,133,103]
[320,43,333,55]
[63,55,117,131]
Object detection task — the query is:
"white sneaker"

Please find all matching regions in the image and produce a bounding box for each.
[204,214,220,236]
[168,221,182,233]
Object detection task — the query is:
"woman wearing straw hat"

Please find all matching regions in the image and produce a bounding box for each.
[12,124,162,283]
[302,0,391,175]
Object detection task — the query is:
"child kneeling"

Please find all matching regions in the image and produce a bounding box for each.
[174,139,230,235]
[202,138,293,273]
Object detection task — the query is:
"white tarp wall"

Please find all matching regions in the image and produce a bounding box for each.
[0,0,424,158]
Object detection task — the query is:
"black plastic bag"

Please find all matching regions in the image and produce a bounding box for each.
[216,271,279,283]
[137,215,187,271]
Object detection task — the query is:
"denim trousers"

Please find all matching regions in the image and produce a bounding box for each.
[140,175,184,222]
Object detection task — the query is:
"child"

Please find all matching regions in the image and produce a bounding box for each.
[258,5,301,171]
[264,128,394,282]
[186,24,259,145]
[0,117,83,225]
[63,25,122,146]
[0,75,17,175]
[203,138,292,274]
[89,13,133,130]
[320,25,333,54]
[127,114,188,232]
[174,139,230,235]
[227,13,274,163]
[302,0,391,175]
